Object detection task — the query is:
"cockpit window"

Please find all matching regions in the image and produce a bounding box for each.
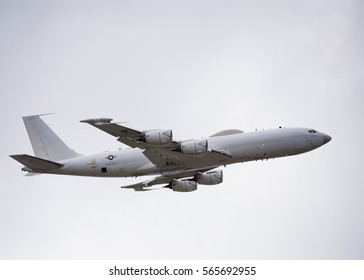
[308,129,317,133]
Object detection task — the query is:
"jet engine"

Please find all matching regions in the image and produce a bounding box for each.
[180,139,208,155]
[144,129,173,146]
[169,179,197,192]
[196,170,223,185]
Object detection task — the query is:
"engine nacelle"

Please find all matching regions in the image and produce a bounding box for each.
[196,170,223,185]
[180,139,208,155]
[144,129,173,146]
[170,179,197,192]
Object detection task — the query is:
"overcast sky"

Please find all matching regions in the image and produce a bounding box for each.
[1,0,363,259]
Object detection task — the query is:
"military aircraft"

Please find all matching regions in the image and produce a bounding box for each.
[10,115,331,192]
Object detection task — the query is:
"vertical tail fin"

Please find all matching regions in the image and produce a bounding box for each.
[23,115,81,161]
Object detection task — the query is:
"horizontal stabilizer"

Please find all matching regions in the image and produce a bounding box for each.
[10,154,63,171]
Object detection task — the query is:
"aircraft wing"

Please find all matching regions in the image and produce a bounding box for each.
[80,118,147,149]
[81,118,232,169]
[121,176,173,191]
[121,168,214,191]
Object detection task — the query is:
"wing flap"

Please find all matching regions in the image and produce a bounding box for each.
[142,149,169,167]
[117,136,143,149]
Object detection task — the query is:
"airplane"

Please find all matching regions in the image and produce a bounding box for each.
[10,114,331,192]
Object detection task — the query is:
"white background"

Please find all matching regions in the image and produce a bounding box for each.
[1,260,364,280]
[1,0,363,259]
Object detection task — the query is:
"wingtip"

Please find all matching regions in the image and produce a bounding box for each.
[121,186,147,192]
[80,118,113,124]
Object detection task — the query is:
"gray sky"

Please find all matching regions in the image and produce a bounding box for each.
[1,0,363,259]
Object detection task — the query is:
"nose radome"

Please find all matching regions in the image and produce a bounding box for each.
[323,134,332,144]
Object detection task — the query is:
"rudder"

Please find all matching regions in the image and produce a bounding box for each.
[23,115,81,161]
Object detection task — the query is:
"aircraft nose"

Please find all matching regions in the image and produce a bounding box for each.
[323,133,332,144]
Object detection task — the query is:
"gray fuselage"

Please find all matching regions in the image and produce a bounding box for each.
[55,127,330,177]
